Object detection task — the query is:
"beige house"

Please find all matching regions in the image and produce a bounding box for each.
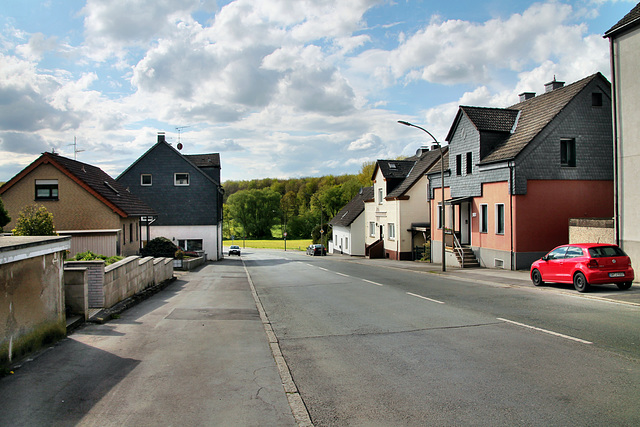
[0,152,155,257]
[605,4,640,267]
[364,147,444,260]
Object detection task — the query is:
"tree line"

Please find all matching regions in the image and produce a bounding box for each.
[223,162,374,241]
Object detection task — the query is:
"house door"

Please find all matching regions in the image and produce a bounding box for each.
[379,225,384,240]
[460,202,471,245]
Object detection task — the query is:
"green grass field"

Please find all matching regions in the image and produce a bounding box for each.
[223,239,312,251]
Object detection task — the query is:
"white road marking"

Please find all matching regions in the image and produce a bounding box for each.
[362,279,384,286]
[406,292,445,304]
[318,267,329,272]
[335,272,350,277]
[497,318,593,344]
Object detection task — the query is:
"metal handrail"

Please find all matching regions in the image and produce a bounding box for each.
[452,232,464,268]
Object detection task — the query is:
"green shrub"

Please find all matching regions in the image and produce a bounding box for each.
[69,251,123,265]
[141,237,178,258]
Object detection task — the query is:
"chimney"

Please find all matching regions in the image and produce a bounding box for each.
[416,146,429,156]
[544,77,564,93]
[519,92,536,102]
[158,132,166,143]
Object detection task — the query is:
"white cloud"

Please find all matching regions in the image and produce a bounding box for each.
[348,133,383,151]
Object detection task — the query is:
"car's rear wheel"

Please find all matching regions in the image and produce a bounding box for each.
[573,272,590,293]
[617,281,632,290]
[531,269,544,286]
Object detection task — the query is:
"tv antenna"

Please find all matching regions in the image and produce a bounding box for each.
[175,126,192,144]
[67,136,85,160]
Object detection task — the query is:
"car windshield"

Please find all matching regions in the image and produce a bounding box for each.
[588,246,626,258]
[230,245,239,249]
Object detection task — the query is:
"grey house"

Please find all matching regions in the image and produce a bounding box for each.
[117,133,224,260]
[429,72,614,270]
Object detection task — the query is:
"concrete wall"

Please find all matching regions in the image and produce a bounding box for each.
[64,267,89,320]
[569,218,615,245]
[1,236,70,369]
[64,256,173,310]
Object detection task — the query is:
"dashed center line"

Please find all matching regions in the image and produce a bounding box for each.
[362,279,384,286]
[406,292,445,304]
[335,272,350,277]
[498,317,593,344]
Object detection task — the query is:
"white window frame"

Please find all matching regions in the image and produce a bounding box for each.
[388,223,396,240]
[369,221,376,237]
[480,204,488,233]
[174,173,190,186]
[141,174,152,186]
[437,204,443,230]
[495,203,505,235]
[35,179,59,200]
[378,187,384,204]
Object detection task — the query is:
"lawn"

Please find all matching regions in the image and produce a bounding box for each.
[223,239,312,251]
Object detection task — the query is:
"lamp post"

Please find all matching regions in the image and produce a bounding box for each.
[398,120,446,271]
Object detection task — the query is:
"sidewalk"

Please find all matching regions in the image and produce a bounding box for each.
[333,254,640,306]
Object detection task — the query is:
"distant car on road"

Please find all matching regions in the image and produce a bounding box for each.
[530,243,634,292]
[228,245,241,256]
[307,244,327,256]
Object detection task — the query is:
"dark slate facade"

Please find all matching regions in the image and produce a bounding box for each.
[116,135,223,227]
[443,72,613,200]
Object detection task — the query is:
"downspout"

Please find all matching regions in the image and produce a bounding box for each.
[509,161,515,270]
[396,199,400,260]
[609,36,620,245]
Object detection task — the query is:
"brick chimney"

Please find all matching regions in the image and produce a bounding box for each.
[158,132,166,143]
[544,77,564,93]
[519,92,536,102]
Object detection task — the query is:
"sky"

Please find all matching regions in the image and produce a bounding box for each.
[0,0,636,183]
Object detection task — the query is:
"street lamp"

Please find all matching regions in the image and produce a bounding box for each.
[398,120,446,271]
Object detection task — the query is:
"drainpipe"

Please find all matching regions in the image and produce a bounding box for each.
[609,37,620,246]
[509,161,515,270]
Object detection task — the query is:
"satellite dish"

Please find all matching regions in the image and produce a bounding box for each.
[177,143,183,151]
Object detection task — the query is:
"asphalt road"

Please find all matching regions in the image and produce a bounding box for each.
[245,249,640,426]
[1,249,638,426]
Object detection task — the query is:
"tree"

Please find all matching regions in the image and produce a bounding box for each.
[227,188,281,238]
[12,204,56,236]
[0,197,10,232]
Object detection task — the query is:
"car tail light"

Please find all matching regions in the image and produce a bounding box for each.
[587,259,600,269]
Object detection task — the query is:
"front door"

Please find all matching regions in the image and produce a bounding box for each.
[460,202,471,245]
[379,225,384,240]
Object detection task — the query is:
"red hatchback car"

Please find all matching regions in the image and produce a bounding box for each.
[530,243,634,292]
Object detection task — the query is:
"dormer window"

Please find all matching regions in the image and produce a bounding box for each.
[389,163,397,169]
[174,173,190,186]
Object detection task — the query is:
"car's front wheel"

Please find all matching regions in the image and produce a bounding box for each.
[617,281,632,290]
[531,269,544,286]
[573,272,590,293]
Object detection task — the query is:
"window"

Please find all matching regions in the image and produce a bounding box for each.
[369,222,376,237]
[129,223,133,243]
[456,154,462,176]
[178,239,203,252]
[495,204,505,235]
[378,187,384,204]
[466,152,472,174]
[174,173,190,186]
[560,139,576,167]
[592,92,602,107]
[437,204,443,229]
[388,223,396,240]
[141,174,152,186]
[547,246,568,260]
[480,204,488,233]
[35,179,58,200]
[122,225,126,245]
[565,247,584,258]
[345,237,349,250]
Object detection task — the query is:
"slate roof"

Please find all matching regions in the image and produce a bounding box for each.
[387,149,443,199]
[0,152,156,217]
[183,153,221,168]
[450,73,606,165]
[605,3,640,37]
[329,186,373,227]
[375,159,416,180]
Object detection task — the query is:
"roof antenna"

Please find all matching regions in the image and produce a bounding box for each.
[67,136,85,160]
[175,125,191,151]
